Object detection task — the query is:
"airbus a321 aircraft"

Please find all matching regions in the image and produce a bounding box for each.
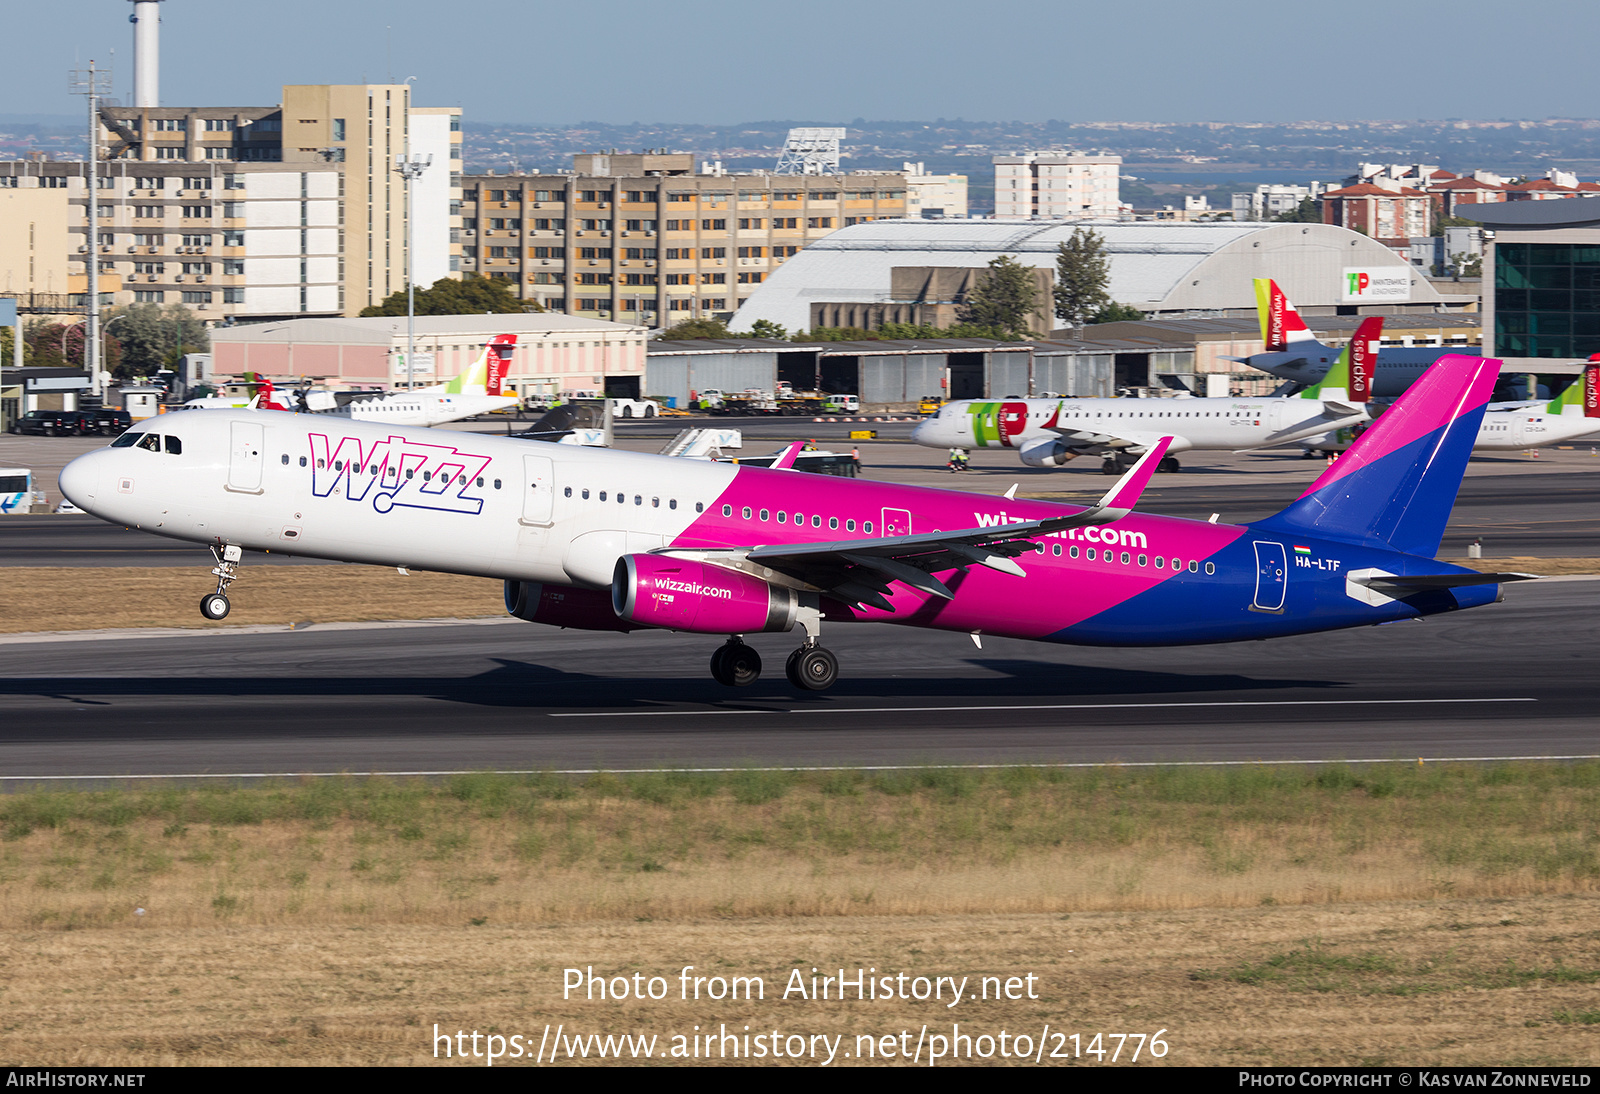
[59,354,1527,691]
[910,318,1382,473]
[181,335,521,426]
[1228,279,1479,396]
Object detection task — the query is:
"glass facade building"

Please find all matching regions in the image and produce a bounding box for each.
[1494,242,1600,358]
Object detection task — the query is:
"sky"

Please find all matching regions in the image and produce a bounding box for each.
[5,0,1596,125]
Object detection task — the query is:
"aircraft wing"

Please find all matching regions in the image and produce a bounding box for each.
[664,440,1172,611]
[1236,402,1370,452]
[1043,424,1175,454]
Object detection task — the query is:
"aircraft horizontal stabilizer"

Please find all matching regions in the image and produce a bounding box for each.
[1351,571,1538,593]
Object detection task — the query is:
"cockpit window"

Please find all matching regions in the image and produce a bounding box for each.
[111,432,143,448]
[164,435,182,455]
[136,434,161,452]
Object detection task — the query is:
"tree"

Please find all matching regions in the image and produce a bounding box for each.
[657,317,731,340]
[359,273,541,317]
[22,318,125,375]
[1088,302,1146,324]
[746,318,789,341]
[961,254,1039,338]
[1053,229,1111,327]
[111,303,208,378]
[1271,197,1322,223]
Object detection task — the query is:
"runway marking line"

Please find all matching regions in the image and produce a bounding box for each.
[4,752,1596,783]
[547,697,1538,719]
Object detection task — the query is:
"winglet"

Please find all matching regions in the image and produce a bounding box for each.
[1096,437,1171,513]
[771,441,805,470]
[1003,483,1019,500]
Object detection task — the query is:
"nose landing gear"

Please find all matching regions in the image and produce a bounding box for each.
[201,543,244,621]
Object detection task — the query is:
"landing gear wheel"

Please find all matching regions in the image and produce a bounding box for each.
[200,593,231,621]
[785,646,838,691]
[710,640,762,687]
[1099,459,1120,475]
[1158,455,1181,473]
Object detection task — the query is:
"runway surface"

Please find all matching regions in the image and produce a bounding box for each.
[1,580,1594,781]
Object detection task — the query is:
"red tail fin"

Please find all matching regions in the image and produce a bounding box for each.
[1348,317,1382,403]
[1586,356,1600,418]
[485,334,516,397]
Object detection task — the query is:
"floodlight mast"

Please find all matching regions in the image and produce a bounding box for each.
[70,60,114,400]
[394,152,432,389]
[774,127,846,176]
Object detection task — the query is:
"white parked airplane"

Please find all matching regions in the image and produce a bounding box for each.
[1227,279,1479,396]
[180,335,521,426]
[911,318,1381,473]
[1469,361,1597,450]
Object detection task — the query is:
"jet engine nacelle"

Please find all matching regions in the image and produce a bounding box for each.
[611,554,798,634]
[1018,436,1078,468]
[504,580,638,632]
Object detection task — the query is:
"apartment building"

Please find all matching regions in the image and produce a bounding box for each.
[0,84,460,323]
[458,154,907,325]
[993,152,1122,219]
[902,163,968,219]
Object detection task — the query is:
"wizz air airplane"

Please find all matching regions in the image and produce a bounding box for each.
[58,353,1527,691]
[179,336,521,427]
[910,318,1382,472]
[1230,279,1479,396]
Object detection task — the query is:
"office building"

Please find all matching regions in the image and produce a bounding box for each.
[458,154,908,325]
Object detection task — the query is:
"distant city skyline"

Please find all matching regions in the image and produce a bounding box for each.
[5,0,1595,125]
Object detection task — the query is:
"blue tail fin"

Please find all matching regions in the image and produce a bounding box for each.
[1253,354,1500,557]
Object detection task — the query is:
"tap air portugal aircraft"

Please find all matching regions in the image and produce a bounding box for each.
[181,335,521,427]
[59,354,1529,691]
[1470,360,1599,449]
[911,318,1382,472]
[1230,279,1479,396]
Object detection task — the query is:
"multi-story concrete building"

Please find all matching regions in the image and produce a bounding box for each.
[457,153,907,325]
[902,163,968,219]
[1230,182,1327,221]
[1320,179,1433,249]
[993,152,1122,220]
[0,84,460,323]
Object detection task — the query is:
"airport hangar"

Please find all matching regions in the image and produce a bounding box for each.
[728,220,1477,338]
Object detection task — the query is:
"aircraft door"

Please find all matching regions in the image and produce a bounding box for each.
[1251,541,1287,613]
[881,508,911,537]
[227,421,265,493]
[521,454,554,525]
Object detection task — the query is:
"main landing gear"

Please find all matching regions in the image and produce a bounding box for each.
[1101,453,1181,474]
[710,604,838,691]
[200,544,244,621]
[710,637,763,687]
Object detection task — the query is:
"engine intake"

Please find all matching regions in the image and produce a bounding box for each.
[612,554,798,634]
[1018,436,1077,468]
[504,580,637,632]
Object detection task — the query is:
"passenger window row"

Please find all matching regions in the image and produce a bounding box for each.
[1043,540,1213,574]
[720,503,872,535]
[561,486,703,514]
[280,453,502,489]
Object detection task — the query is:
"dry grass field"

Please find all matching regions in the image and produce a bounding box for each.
[0,566,504,634]
[1,766,1597,1066]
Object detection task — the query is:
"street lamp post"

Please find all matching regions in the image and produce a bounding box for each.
[394,151,432,390]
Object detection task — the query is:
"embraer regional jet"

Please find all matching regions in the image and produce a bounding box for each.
[911,318,1382,472]
[59,354,1528,691]
[180,335,521,427]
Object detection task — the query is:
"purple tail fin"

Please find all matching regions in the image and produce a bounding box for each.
[1254,354,1500,557]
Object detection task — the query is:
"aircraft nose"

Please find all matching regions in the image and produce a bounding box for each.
[59,448,108,511]
[910,419,936,444]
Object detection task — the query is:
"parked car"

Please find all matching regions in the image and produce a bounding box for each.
[78,406,133,436]
[9,409,92,436]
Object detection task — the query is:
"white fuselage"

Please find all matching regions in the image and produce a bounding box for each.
[59,411,739,590]
[910,396,1362,460]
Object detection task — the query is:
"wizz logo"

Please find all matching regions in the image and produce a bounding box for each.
[308,433,493,516]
